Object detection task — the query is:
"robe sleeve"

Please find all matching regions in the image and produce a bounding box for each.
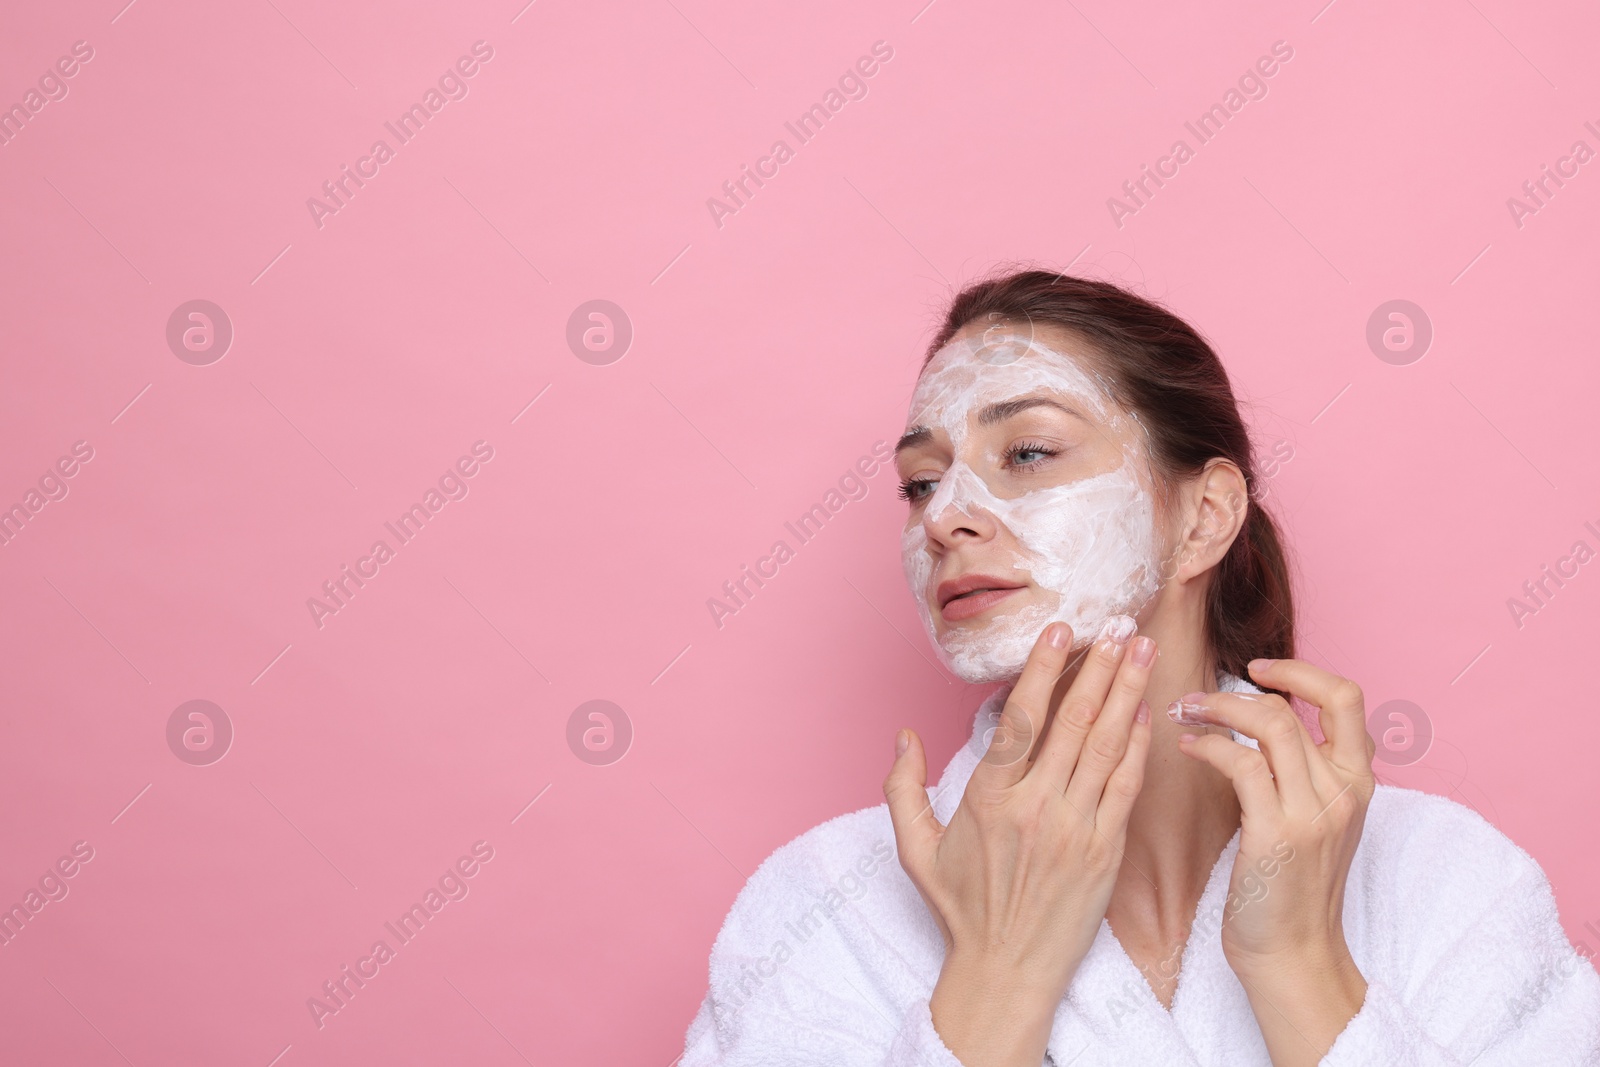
[1321,856,1600,1066]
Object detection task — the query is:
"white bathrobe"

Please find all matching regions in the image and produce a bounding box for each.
[678,672,1600,1066]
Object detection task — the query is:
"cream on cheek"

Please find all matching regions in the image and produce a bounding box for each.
[899,338,1165,684]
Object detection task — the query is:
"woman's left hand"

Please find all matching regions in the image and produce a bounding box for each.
[1171,657,1377,1064]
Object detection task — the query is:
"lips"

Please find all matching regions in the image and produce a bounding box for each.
[936,574,1027,622]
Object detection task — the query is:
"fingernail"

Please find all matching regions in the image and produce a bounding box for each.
[895,729,909,757]
[1136,699,1150,724]
[1179,733,1198,744]
[1130,636,1156,667]
[1167,699,1212,727]
[1097,614,1136,649]
[1047,623,1070,650]
[1249,658,1275,672]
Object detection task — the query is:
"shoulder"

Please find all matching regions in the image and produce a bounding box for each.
[1346,784,1570,965]
[684,801,945,1062]
[1338,789,1600,1058]
[1356,783,1548,895]
[707,800,911,959]
[698,798,939,1010]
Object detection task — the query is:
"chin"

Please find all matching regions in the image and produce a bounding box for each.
[941,655,1025,686]
[931,600,1058,685]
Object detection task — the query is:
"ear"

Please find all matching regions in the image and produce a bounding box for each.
[1163,459,1249,584]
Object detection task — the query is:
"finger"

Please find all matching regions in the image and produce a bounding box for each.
[883,728,940,879]
[1177,732,1282,817]
[975,621,1075,788]
[1094,699,1153,837]
[1246,659,1372,771]
[1232,691,1340,795]
[1167,691,1319,809]
[1230,691,1342,794]
[1031,614,1139,792]
[1061,631,1157,811]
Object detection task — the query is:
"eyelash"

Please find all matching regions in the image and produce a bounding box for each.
[896,440,1061,503]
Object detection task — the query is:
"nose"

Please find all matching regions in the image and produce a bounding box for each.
[921,461,1000,547]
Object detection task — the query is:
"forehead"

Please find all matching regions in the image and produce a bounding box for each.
[908,320,1120,427]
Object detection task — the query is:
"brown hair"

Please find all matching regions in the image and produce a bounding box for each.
[922,268,1295,686]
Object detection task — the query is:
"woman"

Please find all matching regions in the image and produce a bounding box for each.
[677,270,1600,1066]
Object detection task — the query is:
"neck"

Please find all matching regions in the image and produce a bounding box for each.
[1040,587,1244,952]
[1119,626,1243,893]
[1047,641,1242,902]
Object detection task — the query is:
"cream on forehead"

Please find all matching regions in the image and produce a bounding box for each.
[906,335,1127,453]
[900,333,1164,684]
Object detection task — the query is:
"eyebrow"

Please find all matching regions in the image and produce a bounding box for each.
[895,396,1087,454]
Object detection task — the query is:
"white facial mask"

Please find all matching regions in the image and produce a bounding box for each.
[899,331,1166,684]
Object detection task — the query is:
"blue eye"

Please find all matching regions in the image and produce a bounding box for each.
[1005,441,1059,469]
[900,440,1061,506]
[897,477,935,503]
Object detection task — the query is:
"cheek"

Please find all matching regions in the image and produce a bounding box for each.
[900,524,932,591]
[998,468,1159,589]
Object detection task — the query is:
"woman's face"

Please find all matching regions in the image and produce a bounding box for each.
[895,318,1169,684]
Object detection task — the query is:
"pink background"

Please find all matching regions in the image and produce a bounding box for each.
[3,0,1598,1063]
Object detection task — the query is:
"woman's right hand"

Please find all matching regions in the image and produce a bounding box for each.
[883,615,1157,1067]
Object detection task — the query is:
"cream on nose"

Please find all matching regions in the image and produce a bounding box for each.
[923,460,996,526]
